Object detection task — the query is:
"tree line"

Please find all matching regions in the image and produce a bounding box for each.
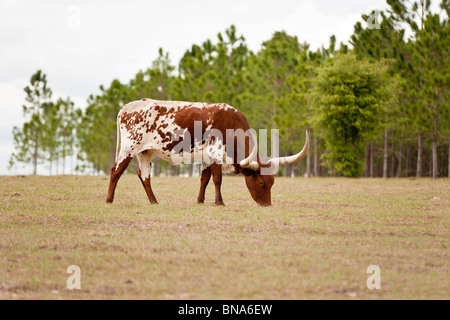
[9,70,81,175]
[10,0,449,178]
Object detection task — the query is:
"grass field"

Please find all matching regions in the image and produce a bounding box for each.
[0,174,449,300]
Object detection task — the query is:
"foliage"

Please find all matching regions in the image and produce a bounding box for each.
[10,70,52,174]
[10,4,450,177]
[311,53,397,177]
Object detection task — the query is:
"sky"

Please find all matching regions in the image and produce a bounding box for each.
[0,0,393,175]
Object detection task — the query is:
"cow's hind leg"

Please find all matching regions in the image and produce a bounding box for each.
[211,163,225,206]
[106,156,133,203]
[137,151,158,204]
[197,166,212,204]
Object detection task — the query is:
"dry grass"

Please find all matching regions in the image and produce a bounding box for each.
[0,174,449,300]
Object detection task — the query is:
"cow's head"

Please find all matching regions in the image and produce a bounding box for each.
[240,131,309,207]
[241,166,275,206]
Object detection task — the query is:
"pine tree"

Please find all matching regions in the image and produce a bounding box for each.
[10,70,52,174]
[41,101,60,175]
[385,0,449,178]
[240,31,304,176]
[413,13,449,178]
[79,79,128,174]
[351,9,411,178]
[57,97,78,174]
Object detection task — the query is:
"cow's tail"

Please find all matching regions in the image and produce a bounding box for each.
[115,115,121,163]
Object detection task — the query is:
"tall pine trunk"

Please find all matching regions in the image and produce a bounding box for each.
[293,163,299,177]
[432,103,439,179]
[383,129,388,178]
[306,129,311,177]
[284,150,292,177]
[314,136,319,177]
[107,133,117,174]
[365,144,370,177]
[370,143,374,178]
[62,135,66,175]
[70,149,74,175]
[390,141,395,178]
[396,140,403,178]
[432,140,438,179]
[169,163,176,176]
[153,157,160,177]
[284,164,292,177]
[49,151,53,176]
[33,130,39,175]
[406,145,411,177]
[430,149,433,177]
[417,135,423,177]
[448,142,450,178]
[306,150,311,177]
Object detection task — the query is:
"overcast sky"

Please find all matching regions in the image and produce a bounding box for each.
[0,0,392,175]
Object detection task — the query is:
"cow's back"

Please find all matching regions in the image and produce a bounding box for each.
[117,99,244,165]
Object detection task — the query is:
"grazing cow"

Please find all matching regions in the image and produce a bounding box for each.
[106,99,309,206]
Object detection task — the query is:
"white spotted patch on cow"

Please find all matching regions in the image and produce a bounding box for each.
[115,99,237,172]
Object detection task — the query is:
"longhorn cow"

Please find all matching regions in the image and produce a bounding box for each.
[106,99,309,206]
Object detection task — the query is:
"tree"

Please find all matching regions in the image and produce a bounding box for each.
[10,116,41,173]
[351,9,411,178]
[312,53,397,177]
[40,101,60,175]
[413,13,449,178]
[212,25,249,106]
[240,31,305,176]
[385,0,449,178]
[173,26,249,176]
[57,97,78,174]
[285,37,336,177]
[10,70,52,174]
[130,48,175,102]
[79,79,129,174]
[175,41,216,103]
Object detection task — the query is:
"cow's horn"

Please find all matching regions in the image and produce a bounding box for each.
[269,130,309,166]
[240,130,259,171]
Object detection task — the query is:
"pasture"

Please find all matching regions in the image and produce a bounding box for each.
[0,175,448,300]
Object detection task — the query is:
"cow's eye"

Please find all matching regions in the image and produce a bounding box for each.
[257,179,264,187]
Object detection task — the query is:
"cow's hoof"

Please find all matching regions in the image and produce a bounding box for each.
[106,199,113,204]
[215,201,225,206]
[197,199,205,204]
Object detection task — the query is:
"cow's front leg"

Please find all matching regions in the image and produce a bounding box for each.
[137,152,158,204]
[197,166,212,204]
[211,163,225,206]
